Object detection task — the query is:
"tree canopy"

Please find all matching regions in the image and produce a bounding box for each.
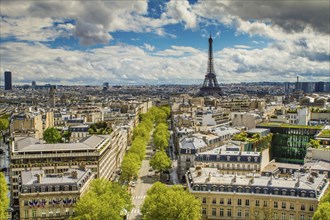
[313,190,330,220]
[120,153,141,182]
[0,172,9,220]
[149,150,171,173]
[0,116,9,136]
[43,127,62,143]
[141,182,201,220]
[72,179,132,220]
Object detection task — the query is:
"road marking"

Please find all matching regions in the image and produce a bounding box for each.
[132,195,146,200]
[129,208,141,214]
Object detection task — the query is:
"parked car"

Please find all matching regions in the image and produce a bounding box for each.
[131,181,136,187]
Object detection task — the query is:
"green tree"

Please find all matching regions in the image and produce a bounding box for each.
[72,179,132,220]
[141,182,201,220]
[120,153,141,182]
[0,118,9,136]
[43,127,62,143]
[129,138,147,161]
[313,202,330,220]
[62,131,71,142]
[149,150,171,173]
[0,172,9,220]
[309,139,321,149]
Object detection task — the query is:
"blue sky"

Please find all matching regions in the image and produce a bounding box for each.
[0,0,329,85]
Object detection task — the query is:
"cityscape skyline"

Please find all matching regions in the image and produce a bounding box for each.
[0,0,329,85]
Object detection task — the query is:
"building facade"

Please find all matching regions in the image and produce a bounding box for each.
[10,128,128,216]
[186,167,329,220]
[19,168,94,220]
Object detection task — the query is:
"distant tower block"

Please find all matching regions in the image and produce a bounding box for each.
[49,85,56,107]
[4,71,12,90]
[199,35,222,96]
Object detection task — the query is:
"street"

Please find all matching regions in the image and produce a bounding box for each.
[127,131,179,219]
[127,141,158,220]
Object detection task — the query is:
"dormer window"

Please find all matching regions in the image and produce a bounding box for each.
[227,156,230,161]
[254,157,258,162]
[290,190,295,196]
[248,157,251,162]
[237,156,241,161]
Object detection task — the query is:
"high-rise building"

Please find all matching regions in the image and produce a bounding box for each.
[314,81,324,92]
[4,71,12,90]
[199,35,222,96]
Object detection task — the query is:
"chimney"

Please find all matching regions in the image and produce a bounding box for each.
[71,171,78,179]
[37,174,42,184]
[79,164,86,171]
[295,174,300,188]
[232,173,237,183]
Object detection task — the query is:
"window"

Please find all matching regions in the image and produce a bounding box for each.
[32,210,37,218]
[228,198,232,205]
[220,208,224,217]
[41,212,46,217]
[238,209,242,217]
[300,214,304,220]
[309,205,314,211]
[245,210,249,218]
[264,201,268,207]
[202,197,206,204]
[212,208,216,216]
[290,203,294,210]
[212,198,216,204]
[24,201,28,206]
[274,201,278,208]
[65,209,70,216]
[255,200,260,207]
[24,210,29,218]
[220,198,224,204]
[301,204,305,211]
[282,213,286,220]
[202,208,206,215]
[245,199,250,206]
[238,199,242,206]
[227,208,232,217]
[282,202,286,209]
[274,212,278,219]
[290,214,294,220]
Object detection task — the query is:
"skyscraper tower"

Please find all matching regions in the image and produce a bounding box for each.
[199,35,222,96]
[4,71,12,90]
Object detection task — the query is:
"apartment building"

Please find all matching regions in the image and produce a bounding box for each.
[194,145,269,175]
[10,112,43,139]
[19,168,94,220]
[10,127,128,216]
[186,167,329,220]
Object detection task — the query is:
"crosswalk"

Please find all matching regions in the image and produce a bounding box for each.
[129,208,141,214]
[132,195,146,200]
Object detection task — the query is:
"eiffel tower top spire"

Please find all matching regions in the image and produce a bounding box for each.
[199,34,222,96]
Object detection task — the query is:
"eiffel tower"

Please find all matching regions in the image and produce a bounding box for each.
[199,34,222,96]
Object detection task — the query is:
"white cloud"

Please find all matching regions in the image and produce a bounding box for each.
[234,45,251,49]
[1,41,328,85]
[0,0,178,44]
[143,43,155,52]
[165,0,197,29]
